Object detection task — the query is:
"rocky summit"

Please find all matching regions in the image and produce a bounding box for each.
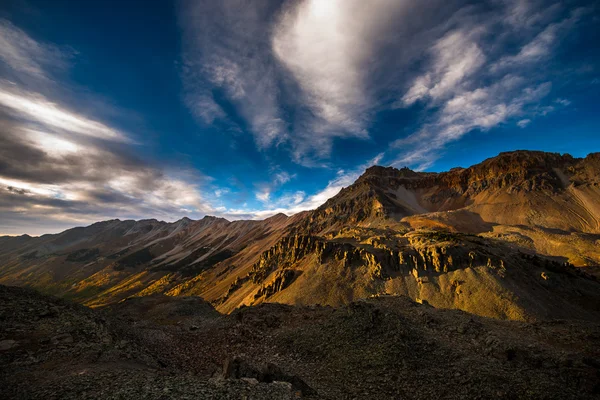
[1,150,600,398]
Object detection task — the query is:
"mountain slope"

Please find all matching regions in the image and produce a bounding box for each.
[1,150,599,321]
[0,213,299,307]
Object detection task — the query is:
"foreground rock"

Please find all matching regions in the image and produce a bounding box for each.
[1,285,599,399]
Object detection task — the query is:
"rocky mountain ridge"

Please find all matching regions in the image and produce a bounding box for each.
[1,150,599,321]
[302,151,600,234]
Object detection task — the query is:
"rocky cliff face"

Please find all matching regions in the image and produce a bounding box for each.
[298,151,600,261]
[219,226,600,321]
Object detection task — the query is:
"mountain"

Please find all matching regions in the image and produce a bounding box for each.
[1,150,599,321]
[0,213,301,307]
[2,285,600,399]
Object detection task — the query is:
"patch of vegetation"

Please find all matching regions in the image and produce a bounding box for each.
[20,251,39,260]
[107,248,131,259]
[66,248,100,262]
[421,231,461,242]
[113,247,154,270]
[157,249,237,276]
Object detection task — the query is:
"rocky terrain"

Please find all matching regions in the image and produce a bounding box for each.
[1,150,599,322]
[1,285,599,399]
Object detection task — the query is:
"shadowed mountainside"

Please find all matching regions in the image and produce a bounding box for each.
[1,285,599,399]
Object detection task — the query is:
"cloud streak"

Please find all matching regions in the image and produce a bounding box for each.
[0,83,129,142]
[401,29,486,106]
[0,18,217,235]
[0,19,71,81]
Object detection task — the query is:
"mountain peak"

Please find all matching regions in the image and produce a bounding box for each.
[482,150,576,167]
[265,213,288,222]
[198,215,230,224]
[362,165,396,175]
[359,165,421,182]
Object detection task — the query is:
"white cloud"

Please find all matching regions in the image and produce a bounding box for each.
[179,0,287,149]
[272,0,418,161]
[185,92,226,125]
[214,188,230,198]
[273,0,374,137]
[0,82,129,142]
[0,19,71,80]
[23,128,81,156]
[226,152,384,220]
[501,0,562,29]
[401,29,485,106]
[393,78,553,168]
[253,170,297,205]
[273,171,294,185]
[517,119,531,128]
[255,189,271,203]
[492,8,584,72]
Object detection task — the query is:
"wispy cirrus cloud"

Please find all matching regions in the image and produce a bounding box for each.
[400,29,486,107]
[390,2,589,169]
[179,0,589,169]
[394,77,553,169]
[0,83,129,142]
[492,7,585,72]
[517,119,532,128]
[179,0,287,149]
[0,19,72,81]
[254,170,296,205]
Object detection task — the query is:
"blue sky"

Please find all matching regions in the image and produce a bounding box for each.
[0,0,599,235]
